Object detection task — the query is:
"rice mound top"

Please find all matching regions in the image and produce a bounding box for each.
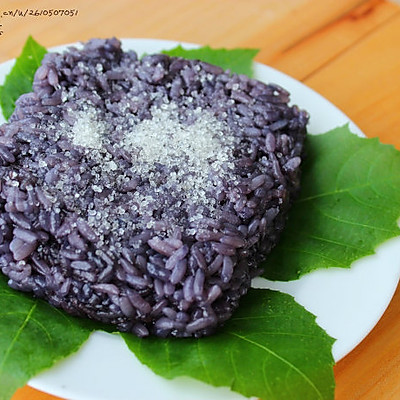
[0,38,308,337]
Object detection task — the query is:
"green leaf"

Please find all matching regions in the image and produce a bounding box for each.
[162,45,259,77]
[122,289,335,400]
[0,36,47,120]
[0,274,95,399]
[262,125,400,281]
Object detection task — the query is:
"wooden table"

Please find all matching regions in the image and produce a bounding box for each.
[1,0,399,399]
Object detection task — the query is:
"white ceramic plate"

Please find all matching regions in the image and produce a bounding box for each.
[1,38,400,400]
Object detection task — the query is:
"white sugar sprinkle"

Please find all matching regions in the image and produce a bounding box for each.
[71,106,106,149]
[47,100,237,239]
[122,102,236,228]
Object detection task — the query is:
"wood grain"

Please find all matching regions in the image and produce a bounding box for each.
[12,387,63,400]
[304,12,400,146]
[335,282,400,399]
[1,0,399,399]
[0,0,371,63]
[267,0,399,80]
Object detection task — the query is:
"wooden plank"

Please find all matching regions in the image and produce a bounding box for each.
[241,0,374,61]
[304,13,400,147]
[12,386,63,400]
[267,0,399,80]
[335,283,400,399]
[1,0,368,63]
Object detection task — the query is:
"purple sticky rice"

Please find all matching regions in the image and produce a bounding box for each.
[0,38,308,337]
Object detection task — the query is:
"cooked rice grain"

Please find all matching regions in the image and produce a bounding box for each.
[0,38,308,337]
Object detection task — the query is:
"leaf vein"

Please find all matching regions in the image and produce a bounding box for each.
[29,317,54,344]
[297,185,368,203]
[346,189,386,213]
[226,328,322,340]
[229,332,323,399]
[303,233,367,251]
[0,301,38,375]
[197,340,213,384]
[269,245,348,267]
[318,207,397,234]
[334,144,371,193]
[229,346,241,392]
[262,357,274,399]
